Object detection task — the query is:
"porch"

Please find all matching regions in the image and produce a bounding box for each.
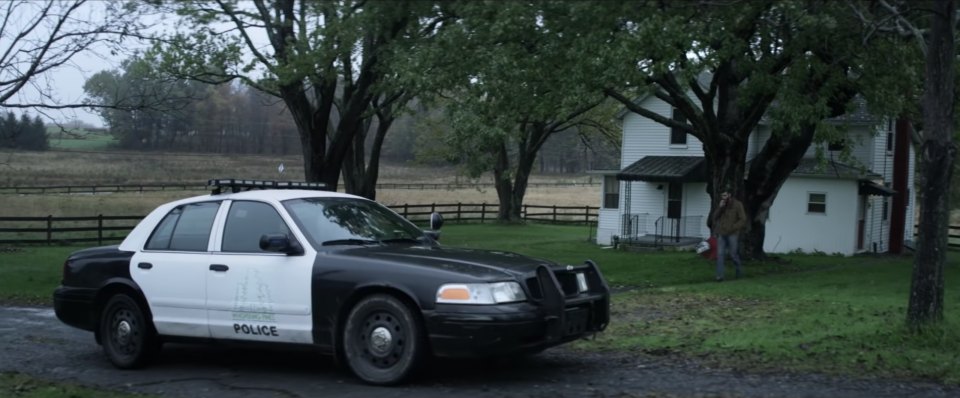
[615,213,704,250]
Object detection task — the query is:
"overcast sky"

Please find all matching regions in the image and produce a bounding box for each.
[6,1,172,128]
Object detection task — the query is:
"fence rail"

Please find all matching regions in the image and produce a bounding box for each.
[0,203,598,245]
[0,181,599,195]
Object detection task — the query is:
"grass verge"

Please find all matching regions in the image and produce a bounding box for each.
[2,223,958,385]
[0,372,149,398]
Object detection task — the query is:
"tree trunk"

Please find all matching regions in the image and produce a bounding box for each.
[493,142,518,221]
[908,0,956,330]
[742,124,817,259]
[342,113,394,200]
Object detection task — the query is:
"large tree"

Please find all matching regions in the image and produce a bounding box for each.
[0,0,144,111]
[402,1,614,221]
[151,0,433,192]
[854,0,959,328]
[590,0,916,258]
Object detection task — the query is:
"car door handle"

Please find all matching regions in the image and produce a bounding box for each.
[137,262,152,270]
[209,264,229,272]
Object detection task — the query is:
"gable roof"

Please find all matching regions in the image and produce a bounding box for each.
[787,158,881,180]
[617,156,706,182]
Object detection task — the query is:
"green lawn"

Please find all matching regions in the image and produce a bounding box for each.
[1,223,958,385]
[0,373,149,398]
[46,131,117,151]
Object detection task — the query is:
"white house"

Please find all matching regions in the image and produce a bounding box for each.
[594,95,916,256]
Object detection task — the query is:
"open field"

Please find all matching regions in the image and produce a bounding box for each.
[0,149,600,217]
[2,223,958,385]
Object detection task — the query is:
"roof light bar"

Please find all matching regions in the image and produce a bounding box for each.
[207,179,328,194]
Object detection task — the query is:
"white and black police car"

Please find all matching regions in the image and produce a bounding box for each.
[53,179,610,385]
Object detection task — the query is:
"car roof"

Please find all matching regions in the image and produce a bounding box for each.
[175,189,366,205]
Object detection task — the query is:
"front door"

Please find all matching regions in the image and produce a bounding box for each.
[205,200,315,344]
[667,183,682,241]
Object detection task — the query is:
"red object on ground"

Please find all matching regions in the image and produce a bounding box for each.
[700,236,717,260]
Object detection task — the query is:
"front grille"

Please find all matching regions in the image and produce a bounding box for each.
[525,270,582,299]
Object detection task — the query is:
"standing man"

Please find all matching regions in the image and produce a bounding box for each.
[710,188,746,281]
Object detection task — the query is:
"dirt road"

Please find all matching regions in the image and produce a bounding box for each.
[1,306,956,398]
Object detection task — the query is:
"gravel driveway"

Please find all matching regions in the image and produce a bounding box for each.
[1,306,956,398]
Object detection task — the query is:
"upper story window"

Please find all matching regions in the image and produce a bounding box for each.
[670,108,687,145]
[603,175,619,209]
[807,193,826,214]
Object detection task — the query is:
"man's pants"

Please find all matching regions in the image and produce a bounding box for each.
[716,234,742,279]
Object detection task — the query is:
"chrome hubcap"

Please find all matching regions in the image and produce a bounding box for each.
[369,326,392,354]
[116,320,132,344]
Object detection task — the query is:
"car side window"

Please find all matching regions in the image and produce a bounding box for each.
[145,202,220,251]
[222,201,292,253]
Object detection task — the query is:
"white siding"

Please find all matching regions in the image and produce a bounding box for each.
[620,97,705,168]
[765,178,860,255]
[906,144,917,243]
[596,208,619,245]
[747,125,771,159]
[683,183,712,238]
[624,180,666,234]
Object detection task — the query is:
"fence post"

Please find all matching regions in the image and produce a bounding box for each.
[457,202,462,222]
[46,215,53,245]
[481,203,486,223]
[98,214,103,246]
[523,204,528,221]
[403,204,408,219]
[553,205,557,223]
[584,205,589,225]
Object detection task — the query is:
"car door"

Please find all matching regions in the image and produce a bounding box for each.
[130,201,221,338]
[206,200,315,344]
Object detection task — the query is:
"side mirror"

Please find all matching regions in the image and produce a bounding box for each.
[430,212,444,231]
[259,234,304,255]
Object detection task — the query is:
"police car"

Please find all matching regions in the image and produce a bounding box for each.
[53,179,610,385]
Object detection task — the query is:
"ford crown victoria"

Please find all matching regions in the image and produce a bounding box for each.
[53,179,610,385]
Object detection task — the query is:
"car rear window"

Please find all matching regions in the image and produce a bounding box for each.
[145,202,220,251]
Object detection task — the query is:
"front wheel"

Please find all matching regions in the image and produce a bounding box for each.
[342,294,424,385]
[99,294,158,369]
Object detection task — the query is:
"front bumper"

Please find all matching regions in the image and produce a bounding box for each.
[53,286,98,332]
[424,260,610,358]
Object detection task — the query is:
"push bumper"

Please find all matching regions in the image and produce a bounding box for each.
[425,260,610,358]
[53,286,98,332]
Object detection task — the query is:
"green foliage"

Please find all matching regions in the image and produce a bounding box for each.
[0,246,76,305]
[0,112,48,151]
[83,55,300,154]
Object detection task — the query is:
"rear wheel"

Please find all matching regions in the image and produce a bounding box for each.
[342,294,424,385]
[99,294,158,369]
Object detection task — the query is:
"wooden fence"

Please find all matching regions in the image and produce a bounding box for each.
[0,203,599,245]
[0,181,599,195]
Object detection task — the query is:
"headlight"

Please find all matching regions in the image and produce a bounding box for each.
[436,282,527,304]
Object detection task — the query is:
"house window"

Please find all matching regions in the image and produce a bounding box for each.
[882,197,889,221]
[670,108,687,145]
[886,119,894,153]
[603,175,619,209]
[882,183,891,221]
[807,193,826,214]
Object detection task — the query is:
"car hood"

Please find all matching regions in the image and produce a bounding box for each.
[331,245,558,280]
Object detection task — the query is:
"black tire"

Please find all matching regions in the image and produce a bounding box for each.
[99,294,158,369]
[342,294,424,385]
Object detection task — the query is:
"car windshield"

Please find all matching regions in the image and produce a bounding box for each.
[283,197,425,249]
